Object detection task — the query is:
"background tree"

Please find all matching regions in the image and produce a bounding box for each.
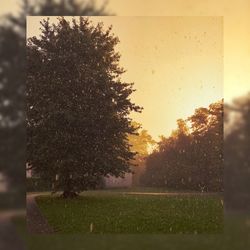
[27,17,141,198]
[188,101,223,191]
[141,100,223,192]
[128,122,155,185]
[224,93,250,210]
[128,122,155,157]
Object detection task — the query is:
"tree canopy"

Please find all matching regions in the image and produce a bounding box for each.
[141,100,223,192]
[27,17,142,197]
[0,0,109,192]
[128,122,156,158]
[128,122,156,186]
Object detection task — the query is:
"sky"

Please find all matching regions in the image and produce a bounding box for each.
[1,0,249,101]
[27,16,223,140]
[104,0,250,104]
[2,0,249,139]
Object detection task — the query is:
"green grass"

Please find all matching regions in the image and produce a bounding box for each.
[88,186,205,193]
[13,212,250,250]
[36,192,223,234]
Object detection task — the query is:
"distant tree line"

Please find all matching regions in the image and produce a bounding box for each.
[141,100,223,192]
[128,122,156,186]
[224,93,250,210]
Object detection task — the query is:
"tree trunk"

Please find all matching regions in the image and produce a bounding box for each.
[62,190,78,198]
[61,176,78,198]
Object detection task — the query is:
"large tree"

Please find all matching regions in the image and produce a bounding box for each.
[27,17,141,198]
[0,0,108,190]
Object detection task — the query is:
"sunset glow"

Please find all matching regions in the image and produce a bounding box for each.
[27,16,223,140]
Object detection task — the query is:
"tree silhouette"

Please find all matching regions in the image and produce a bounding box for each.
[0,2,110,249]
[141,100,223,192]
[0,0,109,190]
[27,17,142,198]
[128,122,155,185]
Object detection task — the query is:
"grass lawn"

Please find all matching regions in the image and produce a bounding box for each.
[85,187,206,193]
[14,213,250,250]
[35,191,223,234]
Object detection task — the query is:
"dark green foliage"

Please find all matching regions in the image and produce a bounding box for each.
[26,178,52,192]
[141,100,223,192]
[27,17,141,197]
[22,0,109,16]
[26,176,105,192]
[0,0,108,190]
[224,93,250,210]
[36,192,223,233]
[0,9,26,190]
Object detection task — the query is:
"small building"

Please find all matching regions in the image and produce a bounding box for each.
[104,173,132,188]
[104,161,146,188]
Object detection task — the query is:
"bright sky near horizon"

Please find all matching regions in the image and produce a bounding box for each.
[27,16,223,140]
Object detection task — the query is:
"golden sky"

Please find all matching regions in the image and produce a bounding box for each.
[2,0,249,139]
[104,0,250,103]
[27,16,223,139]
[1,1,249,101]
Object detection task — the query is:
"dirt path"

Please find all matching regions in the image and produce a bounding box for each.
[26,194,54,234]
